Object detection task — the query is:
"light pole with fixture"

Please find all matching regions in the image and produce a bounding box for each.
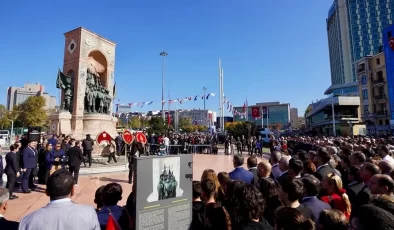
[8,119,13,145]
[160,51,168,121]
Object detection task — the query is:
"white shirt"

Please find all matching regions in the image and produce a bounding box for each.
[316,163,329,171]
[50,198,72,204]
[163,137,170,146]
[0,214,3,218]
[383,155,394,164]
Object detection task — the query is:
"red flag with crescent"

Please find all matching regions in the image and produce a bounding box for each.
[251,107,260,118]
[122,130,134,145]
[136,132,147,144]
[96,131,112,146]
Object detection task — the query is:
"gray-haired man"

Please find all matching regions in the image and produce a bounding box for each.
[0,188,19,229]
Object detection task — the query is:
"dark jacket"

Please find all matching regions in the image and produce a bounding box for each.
[0,217,19,230]
[301,196,331,222]
[82,138,94,151]
[67,146,83,167]
[0,155,3,184]
[314,164,336,181]
[5,151,19,174]
[233,218,273,230]
[249,168,259,186]
[22,146,37,169]
[46,149,66,169]
[190,201,205,230]
[346,181,365,206]
[229,167,254,184]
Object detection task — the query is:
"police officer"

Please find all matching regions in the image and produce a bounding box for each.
[126,143,135,184]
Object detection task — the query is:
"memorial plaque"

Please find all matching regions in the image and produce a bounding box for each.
[133,155,193,230]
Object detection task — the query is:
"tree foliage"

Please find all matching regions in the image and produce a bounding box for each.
[225,121,257,138]
[304,104,312,117]
[147,117,167,135]
[178,117,192,130]
[0,104,11,129]
[13,96,47,127]
[129,116,141,129]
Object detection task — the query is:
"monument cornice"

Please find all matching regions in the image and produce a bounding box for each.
[64,27,116,46]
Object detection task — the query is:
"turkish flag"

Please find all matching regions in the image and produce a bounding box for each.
[167,113,171,125]
[106,213,121,230]
[251,107,260,118]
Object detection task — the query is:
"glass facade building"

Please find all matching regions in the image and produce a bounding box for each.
[326,0,394,94]
[233,104,290,128]
[383,25,394,126]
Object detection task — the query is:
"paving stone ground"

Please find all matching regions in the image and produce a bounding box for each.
[3,149,269,221]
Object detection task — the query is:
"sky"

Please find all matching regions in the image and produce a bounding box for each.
[0,0,333,116]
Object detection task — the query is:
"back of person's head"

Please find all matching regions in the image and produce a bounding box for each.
[289,158,303,176]
[296,150,308,162]
[233,154,244,167]
[46,169,74,200]
[349,165,361,181]
[217,172,230,186]
[0,188,9,212]
[318,209,348,230]
[101,183,123,206]
[259,177,280,199]
[271,151,282,163]
[201,179,216,198]
[317,148,331,164]
[192,181,202,199]
[94,185,106,209]
[301,174,320,196]
[279,176,304,202]
[201,169,220,193]
[363,162,381,177]
[233,184,265,223]
[274,207,315,230]
[351,151,366,164]
[205,203,231,230]
[247,156,258,168]
[350,204,394,230]
[9,144,16,152]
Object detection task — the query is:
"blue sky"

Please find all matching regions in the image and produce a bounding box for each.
[0,0,333,116]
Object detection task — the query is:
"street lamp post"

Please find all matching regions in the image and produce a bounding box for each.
[203,87,207,111]
[8,119,13,145]
[160,51,168,121]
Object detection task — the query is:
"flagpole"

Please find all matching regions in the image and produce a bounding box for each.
[221,68,224,132]
[266,106,269,130]
[246,97,248,121]
[261,107,264,129]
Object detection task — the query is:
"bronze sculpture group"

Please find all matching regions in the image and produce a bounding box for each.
[157,165,178,200]
[56,69,113,114]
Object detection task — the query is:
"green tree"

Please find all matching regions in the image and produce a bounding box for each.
[140,117,149,128]
[179,117,192,130]
[304,105,312,117]
[225,121,257,138]
[14,96,47,126]
[148,117,167,135]
[129,116,141,129]
[0,104,11,129]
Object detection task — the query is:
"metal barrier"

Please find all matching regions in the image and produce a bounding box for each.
[146,144,214,155]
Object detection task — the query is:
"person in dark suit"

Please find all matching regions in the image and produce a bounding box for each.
[345,166,364,206]
[229,154,254,184]
[82,134,94,167]
[47,143,66,175]
[247,156,259,186]
[0,188,19,230]
[301,174,331,222]
[67,141,83,185]
[21,140,38,193]
[354,163,380,211]
[5,144,20,199]
[314,148,336,181]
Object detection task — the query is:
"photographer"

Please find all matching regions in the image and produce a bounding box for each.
[46,143,66,176]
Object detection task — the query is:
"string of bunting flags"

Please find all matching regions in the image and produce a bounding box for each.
[116,93,216,108]
[223,96,247,117]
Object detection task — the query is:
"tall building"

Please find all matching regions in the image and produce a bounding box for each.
[357,52,390,135]
[290,108,300,129]
[7,82,56,111]
[325,0,394,96]
[383,24,394,131]
[233,101,290,129]
[179,109,216,127]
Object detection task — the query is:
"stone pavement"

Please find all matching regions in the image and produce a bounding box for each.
[3,149,270,221]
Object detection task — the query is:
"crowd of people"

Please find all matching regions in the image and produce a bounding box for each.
[190,135,394,230]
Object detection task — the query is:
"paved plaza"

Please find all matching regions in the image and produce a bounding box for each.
[4,150,269,221]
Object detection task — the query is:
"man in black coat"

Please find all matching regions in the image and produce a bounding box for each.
[5,144,20,199]
[67,141,83,186]
[314,148,336,181]
[82,134,94,167]
[0,188,19,230]
[247,156,259,186]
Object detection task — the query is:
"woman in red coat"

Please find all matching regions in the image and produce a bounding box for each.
[321,173,351,219]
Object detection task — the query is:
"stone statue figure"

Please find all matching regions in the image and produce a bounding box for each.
[157,165,177,200]
[84,69,112,114]
[56,69,74,113]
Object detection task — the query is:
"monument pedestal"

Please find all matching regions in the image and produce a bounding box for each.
[82,114,118,139]
[49,112,72,136]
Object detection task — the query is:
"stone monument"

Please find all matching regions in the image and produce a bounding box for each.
[49,27,118,140]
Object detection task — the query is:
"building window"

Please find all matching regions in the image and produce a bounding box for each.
[361,75,367,85]
[362,89,368,100]
[364,105,369,113]
[377,58,380,65]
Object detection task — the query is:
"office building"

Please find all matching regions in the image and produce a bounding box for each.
[178,109,216,127]
[233,101,290,129]
[383,24,394,131]
[357,52,390,135]
[325,0,394,96]
[7,82,56,111]
[305,96,365,136]
[290,108,300,129]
